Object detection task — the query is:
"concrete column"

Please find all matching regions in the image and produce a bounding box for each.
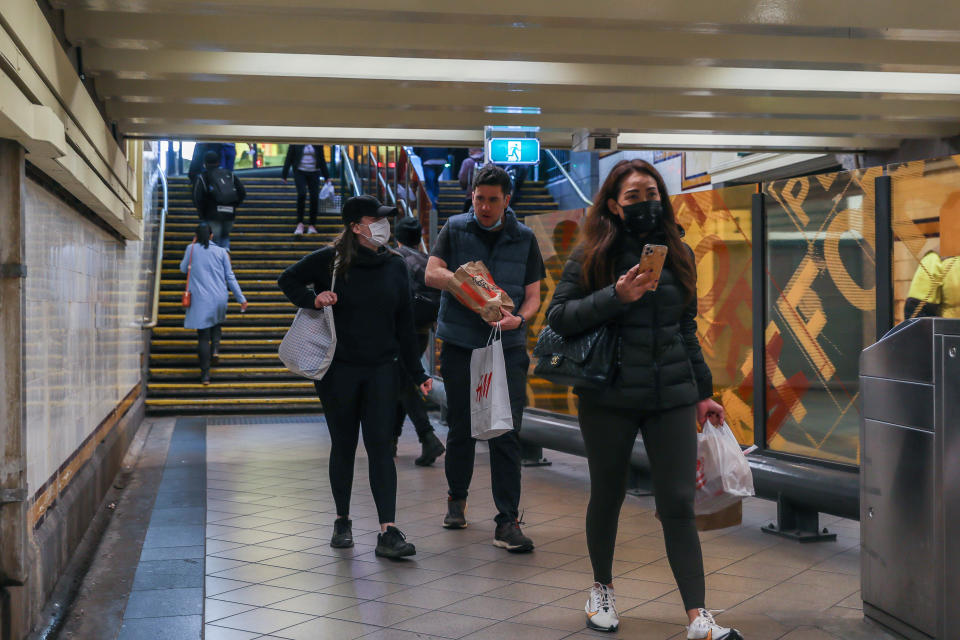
[0,139,28,638]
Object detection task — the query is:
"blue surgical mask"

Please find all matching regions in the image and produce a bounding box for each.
[474,212,503,231]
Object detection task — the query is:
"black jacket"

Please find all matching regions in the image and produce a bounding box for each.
[277,245,428,384]
[546,230,712,411]
[282,144,330,180]
[192,169,246,221]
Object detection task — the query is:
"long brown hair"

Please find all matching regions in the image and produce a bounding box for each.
[331,220,400,280]
[579,159,696,300]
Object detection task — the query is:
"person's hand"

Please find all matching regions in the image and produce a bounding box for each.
[490,308,523,330]
[697,398,725,427]
[419,378,433,395]
[240,301,248,313]
[615,264,657,303]
[314,291,338,308]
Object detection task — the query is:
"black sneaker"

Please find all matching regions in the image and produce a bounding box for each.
[375,525,416,559]
[330,517,353,548]
[415,432,445,467]
[443,498,467,529]
[494,520,534,553]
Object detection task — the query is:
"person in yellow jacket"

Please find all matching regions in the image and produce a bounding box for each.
[939,255,960,318]
[904,251,943,318]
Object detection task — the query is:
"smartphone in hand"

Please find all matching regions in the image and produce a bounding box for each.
[637,244,668,290]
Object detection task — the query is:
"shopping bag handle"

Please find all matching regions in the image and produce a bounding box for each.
[486,322,501,346]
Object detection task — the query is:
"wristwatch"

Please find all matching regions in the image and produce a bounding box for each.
[518,315,526,329]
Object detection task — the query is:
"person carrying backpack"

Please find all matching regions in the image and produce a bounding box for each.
[193,150,246,250]
[393,216,445,466]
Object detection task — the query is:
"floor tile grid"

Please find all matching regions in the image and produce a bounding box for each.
[203,418,888,640]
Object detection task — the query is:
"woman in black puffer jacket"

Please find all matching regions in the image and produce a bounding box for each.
[546,160,739,640]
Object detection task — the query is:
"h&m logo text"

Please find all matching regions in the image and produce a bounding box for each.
[475,372,492,402]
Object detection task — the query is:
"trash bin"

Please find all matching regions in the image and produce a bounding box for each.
[859,317,960,640]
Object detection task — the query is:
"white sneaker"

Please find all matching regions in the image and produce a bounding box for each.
[585,583,619,632]
[307,225,318,234]
[294,222,305,236]
[687,609,743,640]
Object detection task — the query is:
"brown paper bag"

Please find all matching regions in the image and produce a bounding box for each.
[446,260,515,323]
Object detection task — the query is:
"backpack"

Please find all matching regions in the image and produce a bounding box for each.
[204,168,240,207]
[401,248,440,328]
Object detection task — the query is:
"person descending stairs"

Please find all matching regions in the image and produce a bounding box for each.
[147,175,342,414]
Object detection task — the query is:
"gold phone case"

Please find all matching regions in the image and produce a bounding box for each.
[637,244,668,290]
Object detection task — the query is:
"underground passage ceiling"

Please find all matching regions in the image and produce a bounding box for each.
[53,0,960,150]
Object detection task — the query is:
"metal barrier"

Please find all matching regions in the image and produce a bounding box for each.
[141,170,168,329]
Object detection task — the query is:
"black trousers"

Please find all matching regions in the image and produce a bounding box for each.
[293,169,321,225]
[315,360,398,524]
[578,397,705,611]
[394,332,434,440]
[440,342,528,525]
[197,324,222,376]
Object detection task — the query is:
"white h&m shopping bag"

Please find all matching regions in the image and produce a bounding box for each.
[469,325,514,440]
[694,420,755,516]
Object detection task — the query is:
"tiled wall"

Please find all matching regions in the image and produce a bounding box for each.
[23,143,160,496]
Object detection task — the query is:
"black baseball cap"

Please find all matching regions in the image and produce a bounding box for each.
[395,216,423,245]
[341,195,398,225]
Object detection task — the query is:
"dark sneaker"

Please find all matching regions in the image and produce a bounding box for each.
[375,525,416,559]
[415,432,445,467]
[443,498,467,529]
[494,520,534,553]
[330,517,353,548]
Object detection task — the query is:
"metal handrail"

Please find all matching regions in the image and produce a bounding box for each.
[339,146,362,197]
[544,148,593,207]
[370,150,429,253]
[142,169,168,329]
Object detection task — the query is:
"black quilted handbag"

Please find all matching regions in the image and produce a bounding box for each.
[532,323,619,388]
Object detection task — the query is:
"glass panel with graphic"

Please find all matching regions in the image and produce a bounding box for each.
[762,168,880,464]
[889,154,960,325]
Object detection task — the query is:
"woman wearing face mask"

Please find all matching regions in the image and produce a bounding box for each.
[545,160,740,639]
[278,195,433,559]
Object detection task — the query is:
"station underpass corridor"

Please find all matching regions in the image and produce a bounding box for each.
[53,414,890,640]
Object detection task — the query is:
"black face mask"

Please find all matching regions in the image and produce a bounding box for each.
[621,200,662,235]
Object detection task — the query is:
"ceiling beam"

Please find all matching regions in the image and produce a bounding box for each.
[81,49,960,96]
[108,102,956,137]
[64,9,960,72]
[117,122,898,151]
[54,0,960,33]
[95,77,960,121]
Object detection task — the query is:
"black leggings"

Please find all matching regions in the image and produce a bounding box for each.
[197,324,222,376]
[293,169,321,225]
[578,397,705,611]
[315,360,398,524]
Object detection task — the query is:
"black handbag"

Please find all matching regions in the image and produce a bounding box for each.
[533,323,619,388]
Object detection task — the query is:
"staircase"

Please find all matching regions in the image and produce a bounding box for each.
[146,175,341,414]
[435,179,558,229]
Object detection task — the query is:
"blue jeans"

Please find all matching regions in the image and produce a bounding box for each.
[206,218,234,250]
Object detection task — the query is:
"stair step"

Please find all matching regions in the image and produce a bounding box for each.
[145,396,323,415]
[152,326,289,336]
[149,366,298,379]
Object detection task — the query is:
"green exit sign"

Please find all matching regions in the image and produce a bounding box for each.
[487,138,540,165]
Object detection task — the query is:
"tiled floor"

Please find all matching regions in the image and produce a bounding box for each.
[198,417,894,640]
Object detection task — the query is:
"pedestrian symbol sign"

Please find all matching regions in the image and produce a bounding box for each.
[487,138,540,165]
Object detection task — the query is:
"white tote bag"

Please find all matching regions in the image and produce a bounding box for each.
[278,263,338,380]
[694,420,755,515]
[469,325,514,440]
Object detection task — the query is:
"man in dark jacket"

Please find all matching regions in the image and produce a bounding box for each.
[425,164,545,553]
[393,216,446,466]
[192,150,246,250]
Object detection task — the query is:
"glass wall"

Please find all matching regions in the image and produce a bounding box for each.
[673,185,754,445]
[890,154,960,325]
[762,167,881,465]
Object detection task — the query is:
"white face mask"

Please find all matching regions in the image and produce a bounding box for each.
[359,218,391,246]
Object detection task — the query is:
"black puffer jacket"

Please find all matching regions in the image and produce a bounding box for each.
[546,230,712,411]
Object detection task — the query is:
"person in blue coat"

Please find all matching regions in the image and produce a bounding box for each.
[179,224,247,384]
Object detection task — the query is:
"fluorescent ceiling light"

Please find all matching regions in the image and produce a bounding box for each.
[485,106,542,114]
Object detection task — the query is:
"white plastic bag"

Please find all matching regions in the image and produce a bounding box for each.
[319,180,335,201]
[278,264,337,380]
[694,420,755,516]
[469,325,514,440]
